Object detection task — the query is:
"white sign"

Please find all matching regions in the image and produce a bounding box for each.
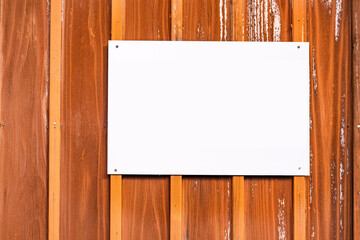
[108,41,309,175]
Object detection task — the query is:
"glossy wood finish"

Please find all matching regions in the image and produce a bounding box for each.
[308,0,353,239]
[60,0,110,239]
[353,1,360,238]
[0,0,49,239]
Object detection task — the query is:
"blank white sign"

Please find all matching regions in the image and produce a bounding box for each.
[108,41,309,176]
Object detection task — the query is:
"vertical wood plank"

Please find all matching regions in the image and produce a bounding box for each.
[170,176,182,240]
[242,1,293,239]
[111,175,122,240]
[60,0,111,239]
[293,1,307,240]
[170,1,182,239]
[307,0,352,239]
[245,178,293,239]
[353,0,360,239]
[0,0,49,239]
[110,0,123,239]
[182,1,232,239]
[49,0,62,239]
[232,176,244,240]
[232,2,245,239]
[121,1,170,239]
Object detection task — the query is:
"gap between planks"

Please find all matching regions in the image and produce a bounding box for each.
[49,0,62,239]
[293,0,308,240]
[232,1,245,239]
[110,0,123,239]
[170,0,183,239]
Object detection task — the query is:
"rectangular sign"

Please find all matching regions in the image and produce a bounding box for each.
[108,41,309,175]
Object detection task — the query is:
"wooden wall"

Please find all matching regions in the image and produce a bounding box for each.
[0,0,358,239]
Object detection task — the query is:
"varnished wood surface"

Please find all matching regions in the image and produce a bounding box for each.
[60,0,110,239]
[353,1,360,238]
[182,177,232,240]
[0,0,49,239]
[308,0,352,239]
[240,1,294,239]
[0,0,358,239]
[244,178,293,240]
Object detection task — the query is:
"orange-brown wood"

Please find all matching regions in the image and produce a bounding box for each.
[353,1,360,238]
[241,1,293,239]
[308,0,352,239]
[293,1,307,240]
[232,0,245,41]
[245,178,293,239]
[231,3,245,239]
[49,0,62,239]
[182,177,232,239]
[232,176,244,240]
[120,1,170,239]
[0,0,49,239]
[170,2,182,239]
[110,0,123,239]
[181,1,232,239]
[60,0,111,239]
[111,175,122,240]
[170,176,182,240]
[171,0,182,41]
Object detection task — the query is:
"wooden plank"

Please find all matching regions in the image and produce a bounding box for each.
[232,176,244,240]
[353,0,360,239]
[231,3,245,240]
[110,0,123,239]
[0,0,49,239]
[307,0,352,239]
[171,0,182,41]
[60,0,110,239]
[242,1,293,239]
[170,2,182,238]
[111,175,122,240]
[245,178,293,239]
[121,1,170,239]
[293,1,307,240]
[170,176,182,240]
[182,177,232,239]
[49,0,62,239]
[181,1,232,239]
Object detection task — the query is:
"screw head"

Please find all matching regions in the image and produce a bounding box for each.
[115,45,119,48]
[297,46,300,49]
[114,169,117,172]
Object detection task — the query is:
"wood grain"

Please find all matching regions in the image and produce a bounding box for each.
[182,177,232,239]
[121,0,171,239]
[353,1,360,238]
[232,176,244,240]
[122,177,169,240]
[0,0,49,239]
[241,1,293,239]
[110,0,123,239]
[170,176,182,240]
[293,1,308,239]
[244,178,293,240]
[181,1,232,239]
[60,0,110,239]
[307,0,353,239]
[183,0,232,41]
